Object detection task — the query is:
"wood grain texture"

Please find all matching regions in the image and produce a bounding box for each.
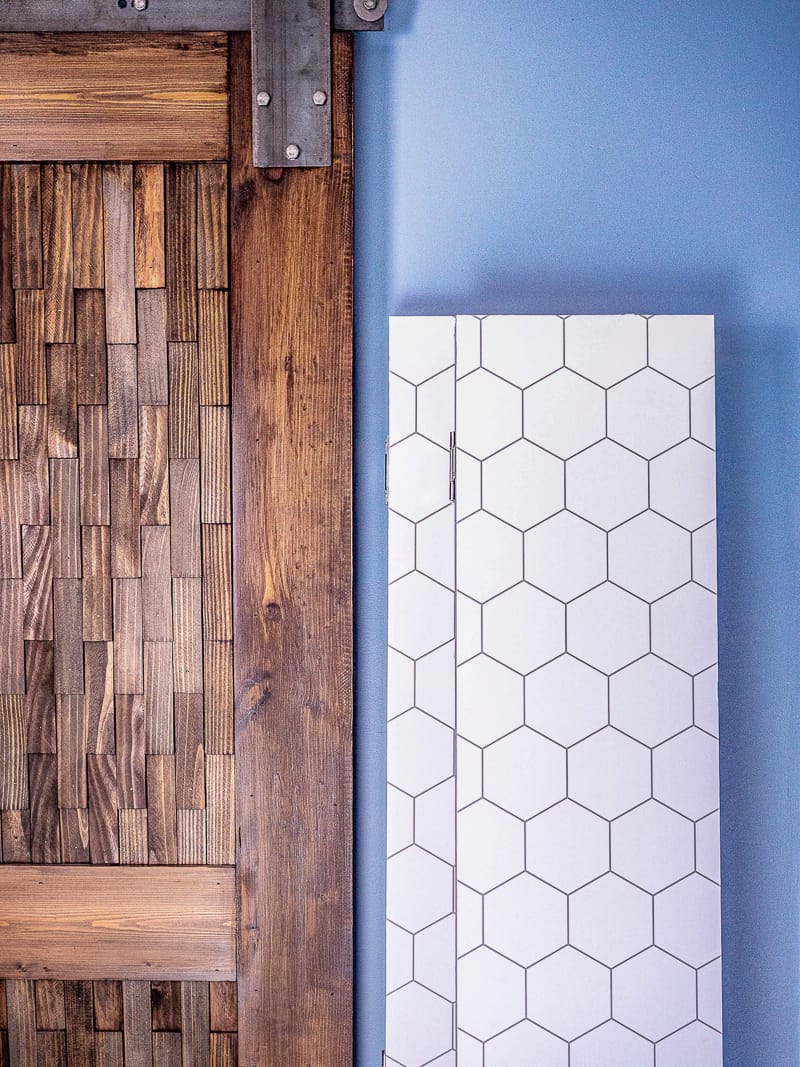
[41,165,74,344]
[230,32,354,1067]
[74,290,106,405]
[10,166,41,290]
[7,979,36,1067]
[93,981,122,1032]
[134,167,165,291]
[0,35,229,162]
[0,866,236,980]
[0,166,15,342]
[71,165,104,291]
[102,167,136,346]
[166,168,197,343]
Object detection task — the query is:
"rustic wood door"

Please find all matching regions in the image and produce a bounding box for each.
[0,31,353,1067]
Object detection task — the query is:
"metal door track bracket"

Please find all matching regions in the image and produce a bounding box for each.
[0,0,387,168]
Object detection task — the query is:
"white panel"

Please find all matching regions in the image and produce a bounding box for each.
[387,314,721,1066]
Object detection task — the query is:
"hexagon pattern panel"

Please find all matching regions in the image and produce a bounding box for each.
[387,315,721,1067]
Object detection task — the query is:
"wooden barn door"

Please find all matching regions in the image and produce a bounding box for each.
[0,31,353,1067]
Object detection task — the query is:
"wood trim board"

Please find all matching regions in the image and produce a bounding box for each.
[0,866,236,980]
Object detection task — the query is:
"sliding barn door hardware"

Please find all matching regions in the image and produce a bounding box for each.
[0,0,387,168]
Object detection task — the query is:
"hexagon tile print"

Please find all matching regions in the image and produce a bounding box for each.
[386,315,721,1067]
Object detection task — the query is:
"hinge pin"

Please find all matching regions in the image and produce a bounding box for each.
[313,90,328,106]
[132,0,147,9]
[285,144,301,161]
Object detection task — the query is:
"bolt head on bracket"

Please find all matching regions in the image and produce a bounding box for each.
[353,0,387,22]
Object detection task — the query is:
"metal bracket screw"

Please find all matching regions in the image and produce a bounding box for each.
[363,0,377,8]
[256,92,271,106]
[285,144,301,161]
[313,90,328,106]
[132,0,147,10]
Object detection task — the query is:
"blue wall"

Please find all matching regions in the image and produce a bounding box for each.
[353,4,800,1064]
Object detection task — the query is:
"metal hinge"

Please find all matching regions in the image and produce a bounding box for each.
[449,432,457,503]
[384,437,390,506]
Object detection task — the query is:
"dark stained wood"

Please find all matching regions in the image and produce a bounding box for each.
[168,460,200,578]
[0,166,14,342]
[6,980,36,1067]
[0,696,27,810]
[56,695,88,809]
[166,166,197,342]
[50,460,80,579]
[107,346,139,459]
[208,984,236,1033]
[0,463,20,579]
[78,406,110,526]
[122,982,152,1067]
[134,166,165,291]
[74,290,106,406]
[180,983,209,1067]
[205,756,233,866]
[174,694,204,811]
[71,166,104,291]
[109,460,141,578]
[84,642,114,755]
[0,345,17,458]
[203,642,233,756]
[46,345,77,459]
[0,35,229,162]
[93,982,123,1032]
[115,695,145,810]
[52,580,83,694]
[171,579,202,694]
[0,866,237,980]
[201,526,231,642]
[139,407,170,526]
[146,757,177,865]
[141,527,172,643]
[36,1030,66,1067]
[118,810,148,865]
[9,166,41,290]
[209,1033,236,1067]
[95,1032,123,1067]
[25,641,55,754]
[230,32,354,1067]
[22,527,52,640]
[0,581,25,694]
[34,981,65,1031]
[63,982,94,1067]
[28,755,60,863]
[136,290,167,407]
[59,808,90,864]
[15,291,45,405]
[150,982,180,1032]
[86,755,118,865]
[197,292,228,407]
[168,344,199,459]
[143,642,173,757]
[176,810,205,865]
[17,406,49,526]
[199,408,230,524]
[153,1032,181,1067]
[81,526,112,642]
[41,165,74,344]
[112,579,143,695]
[102,167,136,346]
[1,810,31,863]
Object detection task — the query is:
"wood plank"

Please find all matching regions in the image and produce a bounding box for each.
[206,756,234,866]
[168,343,199,458]
[14,291,45,405]
[199,408,230,524]
[166,166,197,342]
[59,808,90,864]
[0,35,229,162]
[168,459,200,578]
[230,32,354,1067]
[144,642,173,756]
[176,810,206,865]
[112,578,143,694]
[139,407,170,526]
[102,166,136,345]
[150,982,180,1032]
[6,980,35,1067]
[142,527,172,642]
[70,165,104,290]
[153,1032,181,1067]
[208,983,236,1033]
[74,290,106,405]
[119,809,148,864]
[1,810,31,863]
[0,345,17,458]
[95,1032,123,1067]
[78,405,110,525]
[49,460,80,578]
[0,866,236,980]
[63,982,93,1067]
[0,581,25,694]
[35,1031,65,1067]
[93,982,122,1032]
[146,756,177,865]
[28,755,60,863]
[34,982,64,1031]
[46,346,77,458]
[109,459,141,578]
[56,695,87,809]
[107,345,139,458]
[115,695,145,810]
[203,642,233,756]
[0,696,27,810]
[52,579,83,694]
[210,1034,236,1067]
[180,982,209,1067]
[84,642,114,754]
[41,165,74,344]
[86,754,118,865]
[134,165,165,290]
[122,982,152,1067]
[9,166,41,290]
[172,579,202,694]
[0,166,15,342]
[17,406,48,526]
[175,694,204,811]
[197,292,228,406]
[25,641,55,754]
[196,165,227,290]
[136,290,167,406]
[81,525,112,641]
[21,526,52,640]
[201,525,231,642]
[0,463,21,579]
